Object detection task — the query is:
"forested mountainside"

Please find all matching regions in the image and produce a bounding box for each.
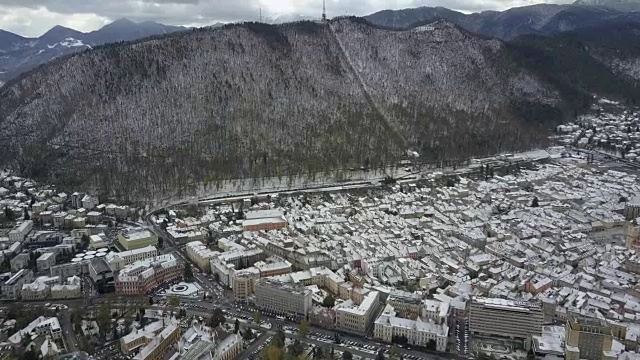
[365,4,640,40]
[0,18,567,201]
[508,22,640,109]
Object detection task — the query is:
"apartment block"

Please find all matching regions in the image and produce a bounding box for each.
[232,268,260,300]
[50,262,86,278]
[2,269,34,300]
[134,323,180,360]
[9,220,33,242]
[185,240,218,272]
[36,252,56,272]
[375,305,448,351]
[254,278,312,319]
[566,317,616,360]
[336,291,381,335]
[106,245,158,271]
[469,297,543,340]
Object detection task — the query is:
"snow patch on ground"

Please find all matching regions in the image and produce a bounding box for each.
[48,37,88,49]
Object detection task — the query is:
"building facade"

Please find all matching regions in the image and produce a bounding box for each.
[374,305,448,351]
[254,278,312,319]
[336,291,381,335]
[9,220,33,242]
[115,254,183,295]
[134,323,180,360]
[2,269,34,300]
[106,245,158,271]
[469,297,543,340]
[36,252,56,272]
[565,317,615,360]
[185,241,218,272]
[118,230,158,251]
[233,269,260,300]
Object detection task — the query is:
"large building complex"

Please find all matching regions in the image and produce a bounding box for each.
[254,278,312,319]
[243,209,288,232]
[115,254,182,295]
[177,323,243,360]
[335,291,381,335]
[118,229,158,251]
[469,297,543,340]
[106,245,158,271]
[9,220,33,242]
[2,269,34,300]
[374,304,448,351]
[565,317,615,360]
[133,322,180,360]
[121,318,179,357]
[185,241,218,272]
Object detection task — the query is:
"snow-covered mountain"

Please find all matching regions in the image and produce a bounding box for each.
[0,19,185,82]
[574,0,640,12]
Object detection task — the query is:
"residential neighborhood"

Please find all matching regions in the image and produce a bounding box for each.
[1,100,640,360]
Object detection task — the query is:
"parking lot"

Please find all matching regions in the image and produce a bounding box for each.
[455,318,469,356]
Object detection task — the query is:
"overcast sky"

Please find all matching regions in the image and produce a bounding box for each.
[1,0,574,37]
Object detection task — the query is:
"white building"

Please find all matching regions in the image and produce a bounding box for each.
[8,316,62,344]
[51,276,82,299]
[422,299,449,325]
[9,220,33,242]
[81,195,99,210]
[21,276,60,301]
[336,291,381,334]
[106,245,158,271]
[36,252,56,272]
[2,269,34,300]
[374,305,448,351]
[186,241,218,272]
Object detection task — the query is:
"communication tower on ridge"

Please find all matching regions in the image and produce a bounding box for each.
[322,0,327,22]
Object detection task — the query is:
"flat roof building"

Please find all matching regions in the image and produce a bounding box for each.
[254,278,312,320]
[336,291,381,335]
[106,245,158,271]
[2,269,34,300]
[37,252,56,272]
[243,210,288,232]
[566,317,615,360]
[469,297,543,341]
[185,241,218,272]
[118,230,158,251]
[375,304,448,351]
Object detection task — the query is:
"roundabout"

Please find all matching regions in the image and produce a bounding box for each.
[164,282,202,299]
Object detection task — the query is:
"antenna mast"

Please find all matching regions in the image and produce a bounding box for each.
[260,7,262,22]
[322,0,327,22]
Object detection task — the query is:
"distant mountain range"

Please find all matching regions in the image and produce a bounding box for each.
[364,0,640,40]
[574,0,640,12]
[0,18,186,83]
